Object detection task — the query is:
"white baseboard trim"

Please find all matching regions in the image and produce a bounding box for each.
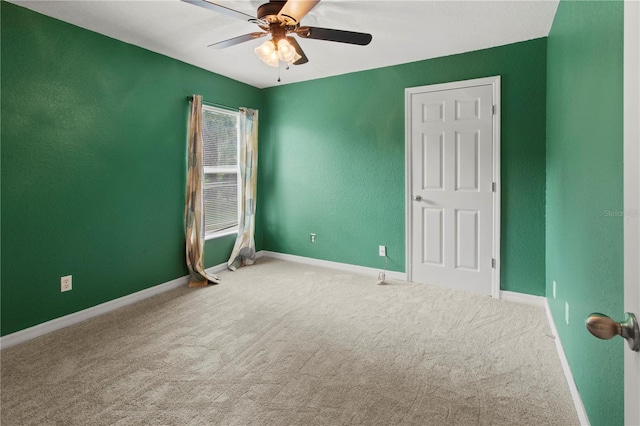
[544,299,590,426]
[0,274,190,350]
[0,253,405,350]
[499,290,546,307]
[0,259,237,350]
[258,251,407,281]
[205,261,232,276]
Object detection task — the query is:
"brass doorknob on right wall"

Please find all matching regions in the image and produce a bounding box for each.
[586,312,640,351]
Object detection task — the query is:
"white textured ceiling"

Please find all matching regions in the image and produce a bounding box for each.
[9,0,559,88]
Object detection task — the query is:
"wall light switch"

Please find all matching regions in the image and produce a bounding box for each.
[379,245,386,257]
[553,280,557,299]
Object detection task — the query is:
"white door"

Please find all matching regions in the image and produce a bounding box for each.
[624,1,639,423]
[406,77,500,296]
[587,5,639,423]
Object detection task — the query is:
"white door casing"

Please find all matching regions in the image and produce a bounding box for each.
[405,77,500,297]
[624,1,639,424]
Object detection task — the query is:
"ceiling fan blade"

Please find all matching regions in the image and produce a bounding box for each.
[295,27,372,45]
[278,0,320,25]
[208,32,267,49]
[181,0,257,23]
[286,36,309,65]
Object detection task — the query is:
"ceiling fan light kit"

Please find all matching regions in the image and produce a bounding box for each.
[183,0,372,69]
[254,38,301,67]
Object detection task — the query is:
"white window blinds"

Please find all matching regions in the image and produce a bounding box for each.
[201,106,239,237]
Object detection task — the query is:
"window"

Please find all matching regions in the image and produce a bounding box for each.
[201,105,240,239]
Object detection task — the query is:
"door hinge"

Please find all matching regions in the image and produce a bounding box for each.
[491,258,496,268]
[492,182,496,192]
[492,105,496,115]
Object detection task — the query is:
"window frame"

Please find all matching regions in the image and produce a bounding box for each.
[201,104,241,241]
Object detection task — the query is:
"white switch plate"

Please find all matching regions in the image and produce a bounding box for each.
[565,302,570,325]
[61,275,72,292]
[379,245,386,257]
[553,280,557,299]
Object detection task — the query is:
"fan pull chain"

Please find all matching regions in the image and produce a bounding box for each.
[276,61,291,83]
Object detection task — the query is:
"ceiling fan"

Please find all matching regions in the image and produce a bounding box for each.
[182,0,373,67]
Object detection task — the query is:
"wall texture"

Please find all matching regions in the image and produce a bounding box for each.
[546,1,624,425]
[1,2,262,336]
[260,38,547,295]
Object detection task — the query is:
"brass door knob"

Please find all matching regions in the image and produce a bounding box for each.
[586,312,639,352]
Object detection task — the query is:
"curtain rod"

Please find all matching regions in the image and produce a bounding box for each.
[186,96,238,112]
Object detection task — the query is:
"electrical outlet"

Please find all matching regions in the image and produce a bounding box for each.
[310,233,316,244]
[553,280,557,299]
[379,245,386,257]
[565,302,570,325]
[61,275,72,292]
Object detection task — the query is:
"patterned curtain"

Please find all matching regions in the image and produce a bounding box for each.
[228,108,259,271]
[185,95,221,287]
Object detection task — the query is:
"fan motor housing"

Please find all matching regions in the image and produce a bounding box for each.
[257,1,285,23]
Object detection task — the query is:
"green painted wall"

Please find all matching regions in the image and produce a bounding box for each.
[260,39,547,295]
[546,1,624,425]
[1,2,262,336]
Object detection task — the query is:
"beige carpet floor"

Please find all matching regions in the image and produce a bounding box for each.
[1,258,579,425]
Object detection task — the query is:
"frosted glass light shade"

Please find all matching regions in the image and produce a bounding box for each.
[254,40,279,67]
[277,38,297,62]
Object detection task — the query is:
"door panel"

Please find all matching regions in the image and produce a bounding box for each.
[423,133,444,190]
[624,1,640,423]
[408,81,496,295]
[455,131,479,191]
[456,209,479,270]
[423,208,444,265]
